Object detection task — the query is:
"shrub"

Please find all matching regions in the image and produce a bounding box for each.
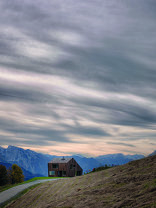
[11,164,24,184]
[0,164,8,186]
[89,165,112,174]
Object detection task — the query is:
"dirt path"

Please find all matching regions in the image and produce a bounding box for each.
[0,179,59,205]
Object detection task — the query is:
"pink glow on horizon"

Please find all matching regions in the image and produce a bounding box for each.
[1,142,149,157]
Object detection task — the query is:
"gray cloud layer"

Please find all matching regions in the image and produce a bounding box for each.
[0,0,156,155]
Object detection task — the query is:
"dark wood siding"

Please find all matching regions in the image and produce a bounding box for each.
[48,158,83,177]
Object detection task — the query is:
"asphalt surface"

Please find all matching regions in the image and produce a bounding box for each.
[0,179,58,205]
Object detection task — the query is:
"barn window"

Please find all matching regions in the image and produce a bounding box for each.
[49,171,55,176]
[63,171,66,176]
[70,164,73,169]
[52,164,58,168]
[77,171,82,176]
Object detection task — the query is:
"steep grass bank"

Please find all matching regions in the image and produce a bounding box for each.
[0,184,40,208]
[6,155,156,208]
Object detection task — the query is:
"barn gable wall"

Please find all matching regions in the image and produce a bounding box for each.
[48,158,83,177]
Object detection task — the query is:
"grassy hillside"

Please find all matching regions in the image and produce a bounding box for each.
[6,155,156,208]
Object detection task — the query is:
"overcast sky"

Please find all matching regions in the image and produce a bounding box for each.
[0,0,156,156]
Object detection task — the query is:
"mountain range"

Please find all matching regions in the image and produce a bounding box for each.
[0,145,155,180]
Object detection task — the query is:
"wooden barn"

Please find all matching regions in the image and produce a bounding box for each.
[48,157,83,177]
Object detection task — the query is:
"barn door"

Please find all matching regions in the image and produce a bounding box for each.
[58,171,62,177]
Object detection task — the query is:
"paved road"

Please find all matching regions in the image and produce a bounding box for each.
[0,179,58,205]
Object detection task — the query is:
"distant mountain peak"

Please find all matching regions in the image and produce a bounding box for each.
[149,150,156,156]
[8,145,22,150]
[72,154,85,158]
[0,146,5,150]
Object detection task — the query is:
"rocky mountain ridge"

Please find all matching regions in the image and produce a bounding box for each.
[0,145,154,179]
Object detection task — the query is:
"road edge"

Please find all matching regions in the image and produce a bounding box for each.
[0,183,41,208]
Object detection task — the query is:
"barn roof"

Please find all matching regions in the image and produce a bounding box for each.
[48,157,72,164]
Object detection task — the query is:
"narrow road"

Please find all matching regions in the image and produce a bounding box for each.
[0,179,58,205]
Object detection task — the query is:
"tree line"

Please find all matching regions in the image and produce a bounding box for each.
[84,164,116,174]
[0,164,24,186]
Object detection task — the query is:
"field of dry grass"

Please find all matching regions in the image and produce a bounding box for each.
[6,155,156,208]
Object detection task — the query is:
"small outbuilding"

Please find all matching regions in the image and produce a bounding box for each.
[48,157,83,177]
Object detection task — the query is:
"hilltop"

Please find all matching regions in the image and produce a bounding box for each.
[6,155,156,208]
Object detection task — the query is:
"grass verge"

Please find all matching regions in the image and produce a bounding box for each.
[0,177,66,193]
[0,184,41,208]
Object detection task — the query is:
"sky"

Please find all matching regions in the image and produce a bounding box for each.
[0,0,156,156]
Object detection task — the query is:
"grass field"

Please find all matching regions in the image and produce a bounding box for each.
[0,177,65,193]
[21,176,66,183]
